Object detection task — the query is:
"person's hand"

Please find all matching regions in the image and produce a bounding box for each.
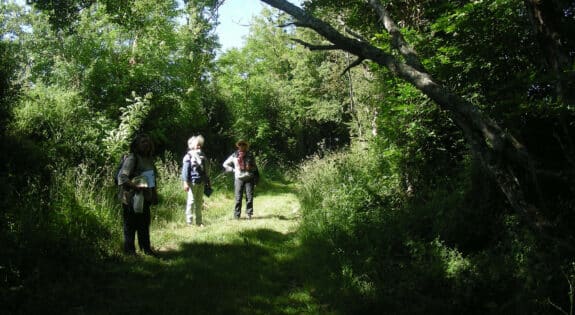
[183,182,190,192]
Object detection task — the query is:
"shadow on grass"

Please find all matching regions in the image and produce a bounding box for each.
[249,214,297,221]
[77,228,326,315]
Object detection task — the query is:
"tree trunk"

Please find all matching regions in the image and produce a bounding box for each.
[524,0,574,105]
[524,0,575,168]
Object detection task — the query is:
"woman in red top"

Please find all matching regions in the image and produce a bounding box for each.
[222,140,259,220]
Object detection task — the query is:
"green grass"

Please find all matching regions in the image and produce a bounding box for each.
[71,181,333,315]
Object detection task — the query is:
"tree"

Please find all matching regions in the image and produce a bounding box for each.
[12,0,221,155]
[258,0,573,240]
[215,7,352,163]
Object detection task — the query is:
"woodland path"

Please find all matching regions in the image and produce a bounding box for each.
[78,183,330,315]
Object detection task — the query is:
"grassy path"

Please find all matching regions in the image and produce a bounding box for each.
[83,182,329,315]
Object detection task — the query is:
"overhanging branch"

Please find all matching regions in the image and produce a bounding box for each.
[341,57,365,75]
[367,0,425,71]
[291,38,338,51]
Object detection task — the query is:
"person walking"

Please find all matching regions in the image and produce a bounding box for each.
[117,133,159,257]
[181,135,210,226]
[222,140,259,220]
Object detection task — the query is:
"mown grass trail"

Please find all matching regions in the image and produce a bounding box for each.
[81,182,330,315]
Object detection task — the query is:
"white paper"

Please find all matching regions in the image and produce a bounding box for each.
[140,170,156,188]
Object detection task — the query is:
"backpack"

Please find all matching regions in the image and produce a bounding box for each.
[187,153,205,184]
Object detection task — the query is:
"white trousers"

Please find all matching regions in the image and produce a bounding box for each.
[185,183,204,225]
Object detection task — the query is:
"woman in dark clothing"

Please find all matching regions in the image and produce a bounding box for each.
[117,133,159,256]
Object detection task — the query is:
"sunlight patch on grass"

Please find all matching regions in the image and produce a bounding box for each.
[151,188,300,254]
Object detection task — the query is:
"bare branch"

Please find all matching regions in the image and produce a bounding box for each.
[341,57,365,76]
[278,22,297,28]
[291,38,338,51]
[344,27,367,42]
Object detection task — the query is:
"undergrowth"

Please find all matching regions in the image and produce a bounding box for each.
[2,145,574,314]
[295,141,571,315]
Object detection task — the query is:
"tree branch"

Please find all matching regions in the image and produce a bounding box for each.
[344,27,368,42]
[278,22,297,28]
[367,0,425,71]
[290,39,338,51]
[341,57,365,75]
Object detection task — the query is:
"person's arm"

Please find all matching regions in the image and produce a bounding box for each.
[181,154,190,191]
[222,154,234,172]
[118,153,139,190]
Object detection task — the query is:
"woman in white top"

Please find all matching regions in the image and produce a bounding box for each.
[222,140,259,220]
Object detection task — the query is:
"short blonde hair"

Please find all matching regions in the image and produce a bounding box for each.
[188,135,205,149]
[195,135,205,147]
[187,136,196,150]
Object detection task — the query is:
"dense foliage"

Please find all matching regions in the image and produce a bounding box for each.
[214,9,352,165]
[292,0,575,314]
[1,0,574,314]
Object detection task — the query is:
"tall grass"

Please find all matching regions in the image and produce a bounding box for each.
[296,145,414,313]
[0,152,190,312]
[0,159,122,313]
[1,149,313,314]
[294,142,557,314]
[2,145,569,314]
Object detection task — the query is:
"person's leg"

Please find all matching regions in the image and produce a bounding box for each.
[245,181,254,218]
[122,204,136,254]
[191,184,204,225]
[233,178,244,219]
[185,188,194,224]
[137,202,152,254]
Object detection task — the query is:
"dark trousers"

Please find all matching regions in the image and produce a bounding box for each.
[234,178,254,218]
[122,201,152,253]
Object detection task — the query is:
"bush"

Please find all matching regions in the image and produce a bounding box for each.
[0,160,120,313]
[10,84,114,164]
[295,139,566,314]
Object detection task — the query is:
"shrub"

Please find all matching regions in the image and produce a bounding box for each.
[295,139,561,314]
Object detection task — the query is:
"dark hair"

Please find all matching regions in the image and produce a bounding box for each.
[130,133,154,157]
